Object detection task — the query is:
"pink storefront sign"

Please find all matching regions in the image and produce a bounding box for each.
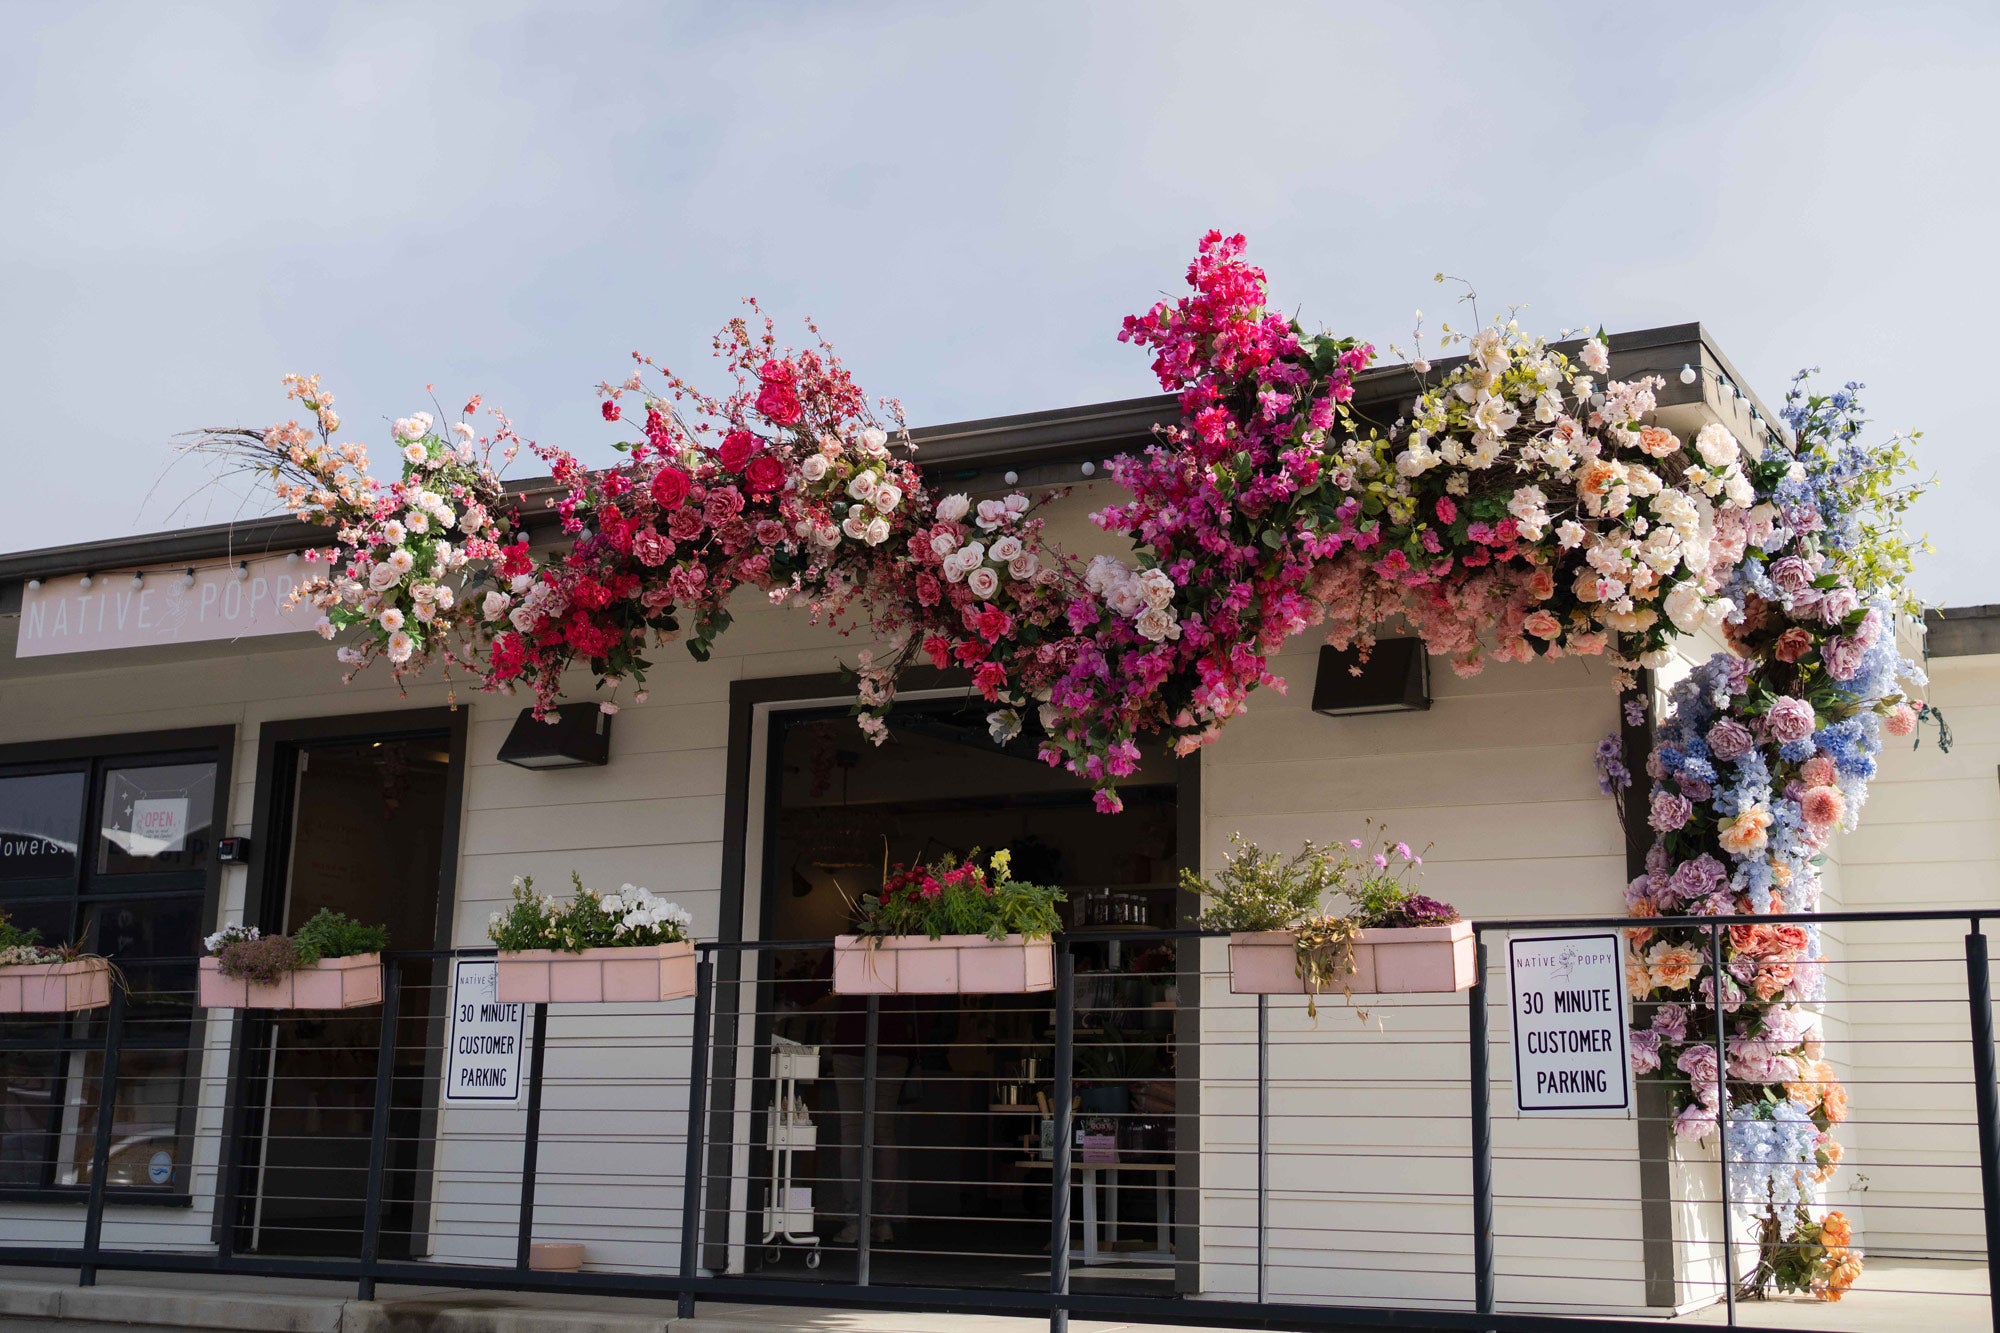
[832,934,1055,995]
[494,941,696,1004]
[198,953,384,1010]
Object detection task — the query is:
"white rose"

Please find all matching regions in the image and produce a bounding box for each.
[432,585,454,609]
[1137,567,1175,610]
[1134,607,1181,642]
[1007,552,1039,581]
[368,564,400,591]
[865,517,891,546]
[841,513,871,541]
[799,454,829,482]
[1694,422,1739,469]
[1084,555,1126,594]
[846,472,878,501]
[482,591,510,621]
[966,566,1001,599]
[509,606,541,632]
[935,493,970,524]
[930,531,958,557]
[989,535,1024,563]
[873,483,903,513]
[960,541,986,566]
[1663,580,1707,634]
[1003,494,1029,517]
[858,426,889,455]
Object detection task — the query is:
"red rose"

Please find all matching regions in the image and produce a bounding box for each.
[718,429,757,472]
[923,635,952,669]
[1773,627,1814,663]
[973,661,1008,701]
[650,466,691,511]
[975,606,1013,643]
[743,453,785,495]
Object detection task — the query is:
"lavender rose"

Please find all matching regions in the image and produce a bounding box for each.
[1706,717,1755,762]
[1676,1042,1721,1100]
[1630,1029,1662,1076]
[1768,555,1814,595]
[1649,789,1694,832]
[1670,854,1726,901]
[1651,1002,1690,1043]
[1766,695,1818,743]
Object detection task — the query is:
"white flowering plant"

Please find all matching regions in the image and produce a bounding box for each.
[487,873,695,952]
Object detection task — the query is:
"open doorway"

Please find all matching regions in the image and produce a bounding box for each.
[225,712,462,1258]
[745,695,1193,1294]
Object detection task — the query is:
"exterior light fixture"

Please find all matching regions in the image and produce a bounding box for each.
[1311,639,1431,716]
[497,702,613,770]
[1679,363,1697,385]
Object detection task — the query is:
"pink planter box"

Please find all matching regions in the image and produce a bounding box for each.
[1229,921,1475,996]
[529,1241,584,1271]
[198,953,383,1010]
[495,941,696,1004]
[832,934,1055,995]
[0,958,113,1013]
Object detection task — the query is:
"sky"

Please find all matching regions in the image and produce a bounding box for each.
[3,1,1994,606]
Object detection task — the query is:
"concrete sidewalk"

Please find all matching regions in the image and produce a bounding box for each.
[0,1261,1982,1331]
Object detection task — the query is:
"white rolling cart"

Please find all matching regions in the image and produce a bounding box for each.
[760,1035,821,1267]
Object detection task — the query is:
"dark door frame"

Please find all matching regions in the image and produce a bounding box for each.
[704,673,1201,1288]
[213,705,469,1258]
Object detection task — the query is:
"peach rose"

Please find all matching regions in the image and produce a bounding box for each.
[1578,458,1622,499]
[1646,941,1702,991]
[1523,609,1562,639]
[1636,425,1678,458]
[1718,806,1773,855]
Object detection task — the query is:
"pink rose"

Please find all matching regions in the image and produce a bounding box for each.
[1706,718,1754,762]
[631,529,671,568]
[1820,634,1864,680]
[1766,695,1817,743]
[1772,627,1814,663]
[718,430,757,473]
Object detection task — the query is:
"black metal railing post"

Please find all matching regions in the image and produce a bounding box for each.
[515,1001,549,1270]
[677,953,716,1321]
[357,955,403,1302]
[1048,945,1075,1333]
[78,981,126,1288]
[1964,925,2000,1331]
[857,994,880,1286]
[1468,933,1493,1320]
[1708,921,1736,1324]
[1256,991,1269,1305]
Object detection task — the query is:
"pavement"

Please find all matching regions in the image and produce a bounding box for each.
[0,1260,1983,1331]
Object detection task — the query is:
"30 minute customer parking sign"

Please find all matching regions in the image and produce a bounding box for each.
[1507,931,1631,1115]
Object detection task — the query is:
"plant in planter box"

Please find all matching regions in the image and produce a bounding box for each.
[835,849,1064,995]
[1187,825,1469,1014]
[200,909,389,1010]
[489,873,698,1004]
[0,906,114,1013]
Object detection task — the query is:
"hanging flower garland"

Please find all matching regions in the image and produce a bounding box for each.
[198,237,1926,1304]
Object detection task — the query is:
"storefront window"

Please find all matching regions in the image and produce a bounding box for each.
[0,771,86,889]
[0,743,219,1198]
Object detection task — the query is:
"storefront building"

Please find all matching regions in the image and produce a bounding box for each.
[0,328,1989,1318]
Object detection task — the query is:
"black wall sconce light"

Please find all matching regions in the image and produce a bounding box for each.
[497,702,614,770]
[1311,638,1432,716]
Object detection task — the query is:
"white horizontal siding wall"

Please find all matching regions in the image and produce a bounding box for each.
[1196,641,1634,1312]
[1838,650,2000,1262]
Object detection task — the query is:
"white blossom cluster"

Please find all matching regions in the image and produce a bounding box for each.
[1085,555,1179,642]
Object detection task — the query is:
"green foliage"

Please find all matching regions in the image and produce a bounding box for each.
[291,908,389,965]
[0,906,42,954]
[851,848,1064,942]
[1186,824,1441,931]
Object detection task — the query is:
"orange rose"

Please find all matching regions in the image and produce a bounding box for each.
[1578,458,1622,499]
[1718,806,1773,855]
[1821,1211,1852,1247]
[1637,425,1678,458]
[1821,1073,1849,1124]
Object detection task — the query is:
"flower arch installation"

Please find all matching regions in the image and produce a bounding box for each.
[196,233,1925,1301]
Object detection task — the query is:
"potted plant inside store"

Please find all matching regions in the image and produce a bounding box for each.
[198,910,388,1010]
[490,873,697,1004]
[833,849,1063,995]
[1188,825,1473,1016]
[0,906,114,1013]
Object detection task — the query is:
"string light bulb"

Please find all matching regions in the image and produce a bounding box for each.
[130,572,144,589]
[1080,461,1097,477]
[1679,364,1697,385]
[180,569,196,589]
[233,562,250,582]
[25,579,41,591]
[1003,470,1019,486]
[79,574,93,590]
